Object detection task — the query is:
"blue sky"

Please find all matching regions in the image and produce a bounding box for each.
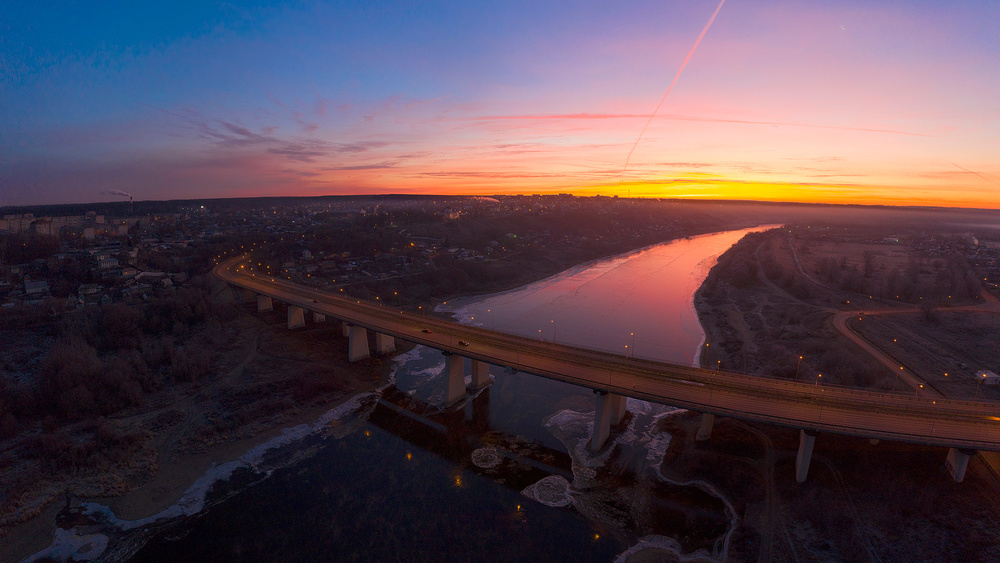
[2,1,999,207]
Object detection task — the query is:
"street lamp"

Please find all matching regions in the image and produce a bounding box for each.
[916,383,923,397]
[815,373,822,387]
[795,356,803,380]
[551,320,556,342]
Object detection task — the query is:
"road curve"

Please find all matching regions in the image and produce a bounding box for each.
[214,256,1000,452]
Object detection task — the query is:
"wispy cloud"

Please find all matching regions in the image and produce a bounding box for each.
[460,112,931,137]
[323,161,398,171]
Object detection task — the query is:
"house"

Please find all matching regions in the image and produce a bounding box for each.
[24,280,50,297]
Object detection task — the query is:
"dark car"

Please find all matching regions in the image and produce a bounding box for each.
[458,340,470,346]
[422,328,433,334]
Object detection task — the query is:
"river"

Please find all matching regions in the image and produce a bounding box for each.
[26,226,770,563]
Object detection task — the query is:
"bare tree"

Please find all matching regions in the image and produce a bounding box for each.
[862,250,876,278]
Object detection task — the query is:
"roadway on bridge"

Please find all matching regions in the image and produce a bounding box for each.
[214,256,1000,452]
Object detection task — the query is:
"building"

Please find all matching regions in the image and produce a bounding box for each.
[977,370,1000,385]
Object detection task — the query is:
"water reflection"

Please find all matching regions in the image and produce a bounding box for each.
[32,227,766,562]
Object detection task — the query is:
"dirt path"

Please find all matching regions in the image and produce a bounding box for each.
[732,420,792,563]
[814,455,882,563]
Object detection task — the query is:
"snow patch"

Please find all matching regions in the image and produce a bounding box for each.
[471,447,502,469]
[22,528,108,563]
[521,476,574,508]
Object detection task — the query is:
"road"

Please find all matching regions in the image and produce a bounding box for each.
[214,256,1000,452]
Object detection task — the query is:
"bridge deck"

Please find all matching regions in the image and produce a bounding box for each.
[214,257,1000,452]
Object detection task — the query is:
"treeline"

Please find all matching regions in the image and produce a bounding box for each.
[0,281,238,437]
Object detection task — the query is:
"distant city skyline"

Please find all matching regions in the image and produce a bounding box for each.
[2,1,998,208]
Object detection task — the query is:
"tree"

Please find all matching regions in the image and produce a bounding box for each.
[862,250,876,278]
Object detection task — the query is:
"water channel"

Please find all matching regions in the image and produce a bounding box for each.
[27,226,770,562]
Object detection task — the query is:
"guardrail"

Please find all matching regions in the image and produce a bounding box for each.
[214,256,1000,451]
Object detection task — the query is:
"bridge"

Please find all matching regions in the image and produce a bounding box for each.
[214,256,1000,483]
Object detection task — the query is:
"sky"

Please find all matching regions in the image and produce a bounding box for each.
[2,0,999,209]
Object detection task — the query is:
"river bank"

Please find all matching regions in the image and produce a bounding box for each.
[0,309,408,562]
[5,222,770,562]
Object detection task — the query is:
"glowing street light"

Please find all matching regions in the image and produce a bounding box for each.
[795,356,803,380]
[815,373,822,387]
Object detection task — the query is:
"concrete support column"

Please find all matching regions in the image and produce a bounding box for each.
[590,391,613,453]
[696,413,715,441]
[946,448,974,483]
[795,429,817,483]
[471,360,491,388]
[348,325,369,362]
[257,295,273,312]
[313,312,326,323]
[609,394,628,426]
[375,333,395,355]
[287,305,305,329]
[341,321,350,337]
[444,353,466,405]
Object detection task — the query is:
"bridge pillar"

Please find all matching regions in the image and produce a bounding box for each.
[376,333,395,355]
[696,413,715,441]
[610,394,627,426]
[287,305,305,329]
[590,391,614,453]
[341,321,350,337]
[471,360,491,388]
[257,295,273,312]
[946,448,975,483]
[313,312,326,323]
[348,325,369,362]
[795,429,817,483]
[444,353,466,405]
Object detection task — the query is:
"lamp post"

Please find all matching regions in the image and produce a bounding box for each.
[795,356,803,380]
[916,383,923,397]
[488,309,493,330]
[551,320,556,342]
[815,373,822,387]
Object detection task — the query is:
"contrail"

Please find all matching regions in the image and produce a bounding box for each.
[950,162,1000,187]
[621,0,727,185]
[102,189,133,198]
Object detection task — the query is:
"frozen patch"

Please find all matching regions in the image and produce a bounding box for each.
[22,528,108,563]
[471,447,502,469]
[521,475,574,508]
[614,535,717,563]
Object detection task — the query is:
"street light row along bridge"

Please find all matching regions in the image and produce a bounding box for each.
[214,256,1000,483]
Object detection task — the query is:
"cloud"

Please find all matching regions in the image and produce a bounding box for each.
[279,169,321,177]
[267,142,328,162]
[459,112,931,137]
[332,140,389,153]
[322,162,397,171]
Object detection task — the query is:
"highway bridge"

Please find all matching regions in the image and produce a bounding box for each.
[214,256,1000,483]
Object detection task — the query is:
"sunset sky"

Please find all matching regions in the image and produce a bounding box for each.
[2,1,998,208]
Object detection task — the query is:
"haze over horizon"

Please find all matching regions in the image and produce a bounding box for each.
[2,1,998,209]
